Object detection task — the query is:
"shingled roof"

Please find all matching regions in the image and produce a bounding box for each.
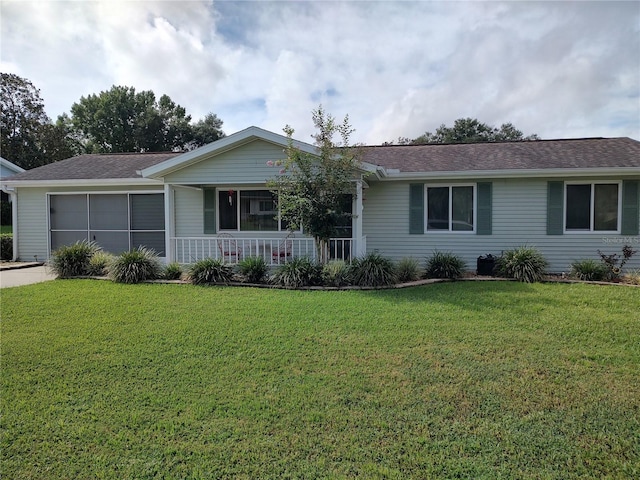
[6,152,181,181]
[360,137,640,173]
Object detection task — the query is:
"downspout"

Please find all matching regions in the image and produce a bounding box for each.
[1,185,18,261]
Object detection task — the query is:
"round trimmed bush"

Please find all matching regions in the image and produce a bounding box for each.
[162,262,183,281]
[109,247,162,284]
[87,251,114,276]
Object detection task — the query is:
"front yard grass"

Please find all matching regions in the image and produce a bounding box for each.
[2,281,639,479]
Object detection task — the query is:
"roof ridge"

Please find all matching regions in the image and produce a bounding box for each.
[368,137,623,148]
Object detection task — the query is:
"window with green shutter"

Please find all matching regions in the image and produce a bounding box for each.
[477,182,492,235]
[203,188,216,234]
[409,184,424,234]
[621,180,639,235]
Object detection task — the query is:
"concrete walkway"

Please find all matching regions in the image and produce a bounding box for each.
[0,264,57,288]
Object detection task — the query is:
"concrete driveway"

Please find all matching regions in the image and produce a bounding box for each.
[0,264,57,288]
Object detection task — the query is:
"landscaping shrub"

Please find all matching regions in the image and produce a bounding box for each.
[597,245,637,281]
[87,251,114,276]
[321,260,351,287]
[162,262,183,281]
[188,258,234,285]
[570,259,608,282]
[109,247,162,284]
[425,251,466,279]
[350,252,396,287]
[272,257,322,288]
[622,269,640,285]
[49,240,100,278]
[496,246,548,283]
[237,256,268,283]
[0,233,12,261]
[395,257,421,282]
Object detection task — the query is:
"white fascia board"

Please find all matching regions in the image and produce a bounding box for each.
[141,126,319,179]
[380,167,640,181]
[1,178,163,188]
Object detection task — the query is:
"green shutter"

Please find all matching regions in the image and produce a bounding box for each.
[476,182,492,235]
[547,181,564,235]
[621,180,639,235]
[203,189,216,234]
[409,183,424,234]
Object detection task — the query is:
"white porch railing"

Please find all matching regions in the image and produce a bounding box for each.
[170,236,355,265]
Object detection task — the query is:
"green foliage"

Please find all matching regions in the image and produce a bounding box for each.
[1,73,77,168]
[425,250,466,279]
[237,256,268,283]
[597,245,637,281]
[162,262,183,281]
[321,260,351,287]
[392,117,539,145]
[0,233,12,260]
[569,259,608,282]
[395,257,421,282]
[496,246,548,283]
[272,257,322,288]
[86,251,113,276]
[350,252,396,287]
[1,198,12,226]
[188,258,234,285]
[69,85,225,153]
[49,240,100,278]
[108,247,162,284]
[267,106,359,261]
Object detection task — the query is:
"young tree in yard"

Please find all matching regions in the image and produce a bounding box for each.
[268,107,361,263]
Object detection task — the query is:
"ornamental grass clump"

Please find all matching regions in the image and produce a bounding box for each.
[350,252,396,287]
[188,258,234,285]
[237,256,268,283]
[272,257,322,288]
[395,257,421,282]
[86,251,114,277]
[425,251,466,279]
[49,240,100,278]
[162,262,183,281]
[321,260,351,287]
[569,259,608,282]
[109,247,162,284]
[496,246,548,283]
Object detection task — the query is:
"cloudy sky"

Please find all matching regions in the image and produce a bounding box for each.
[2,0,639,144]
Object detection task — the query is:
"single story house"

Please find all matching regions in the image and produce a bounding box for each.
[2,126,639,272]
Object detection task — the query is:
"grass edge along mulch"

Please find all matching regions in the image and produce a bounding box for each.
[2,281,639,479]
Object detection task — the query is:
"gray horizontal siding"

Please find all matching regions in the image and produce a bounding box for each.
[165,139,286,185]
[363,178,640,273]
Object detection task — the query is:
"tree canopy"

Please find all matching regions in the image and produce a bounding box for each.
[267,107,360,262]
[390,118,539,145]
[69,86,225,153]
[1,73,78,169]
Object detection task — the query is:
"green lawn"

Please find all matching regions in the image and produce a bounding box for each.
[2,281,639,479]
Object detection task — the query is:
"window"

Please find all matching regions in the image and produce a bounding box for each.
[218,189,286,231]
[426,185,475,232]
[565,182,620,232]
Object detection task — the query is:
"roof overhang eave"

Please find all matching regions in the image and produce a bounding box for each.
[1,178,164,188]
[379,167,640,180]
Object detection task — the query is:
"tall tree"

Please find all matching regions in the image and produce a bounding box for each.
[188,113,225,150]
[267,106,360,263]
[68,86,225,153]
[1,73,77,168]
[391,118,539,145]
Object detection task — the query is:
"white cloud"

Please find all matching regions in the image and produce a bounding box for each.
[1,0,638,143]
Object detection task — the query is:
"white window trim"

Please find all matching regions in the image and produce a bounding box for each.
[424,183,477,234]
[216,187,295,233]
[563,181,622,234]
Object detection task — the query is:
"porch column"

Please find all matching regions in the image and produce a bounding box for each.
[353,180,365,256]
[164,184,174,263]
